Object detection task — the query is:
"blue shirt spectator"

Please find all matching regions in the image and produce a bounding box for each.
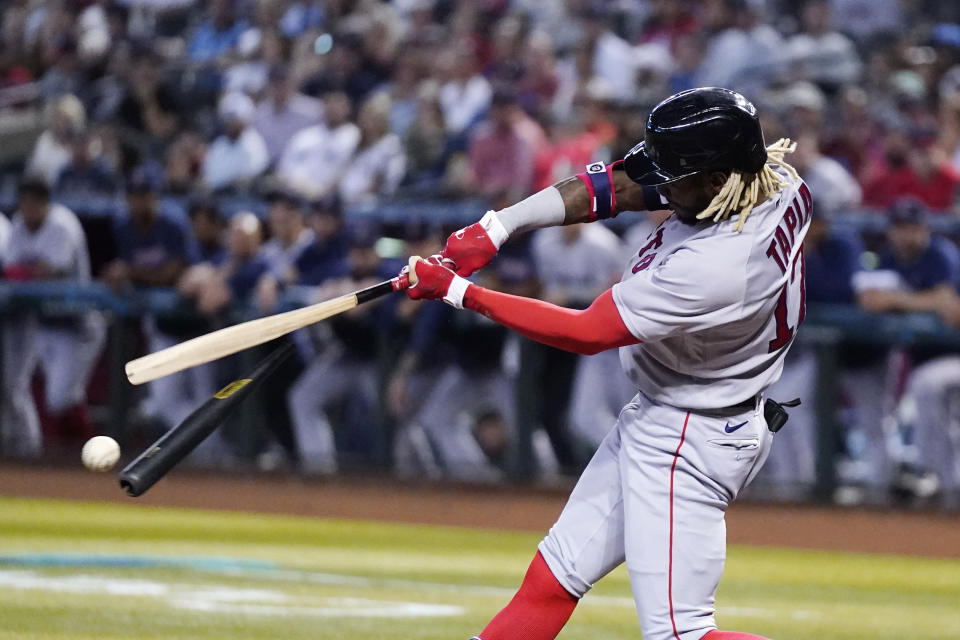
[806,227,864,304]
[187,5,248,63]
[878,235,960,292]
[113,214,194,274]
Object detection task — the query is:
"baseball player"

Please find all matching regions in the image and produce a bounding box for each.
[402,88,809,640]
[2,175,106,457]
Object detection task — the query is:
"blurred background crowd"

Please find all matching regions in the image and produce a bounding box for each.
[3,0,960,508]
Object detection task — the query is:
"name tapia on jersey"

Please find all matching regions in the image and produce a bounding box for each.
[611,169,812,410]
[765,181,813,353]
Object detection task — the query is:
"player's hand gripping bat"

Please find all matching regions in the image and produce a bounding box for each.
[125,275,409,385]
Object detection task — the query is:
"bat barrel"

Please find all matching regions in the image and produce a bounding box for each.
[118,342,296,496]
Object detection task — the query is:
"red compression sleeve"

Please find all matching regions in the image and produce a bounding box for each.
[463,287,640,355]
[478,551,578,640]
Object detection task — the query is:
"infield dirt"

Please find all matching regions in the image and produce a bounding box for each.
[0,462,957,558]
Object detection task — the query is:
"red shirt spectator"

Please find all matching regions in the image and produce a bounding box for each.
[861,133,960,211]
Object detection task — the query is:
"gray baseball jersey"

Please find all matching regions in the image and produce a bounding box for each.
[612,170,812,409]
[5,203,91,281]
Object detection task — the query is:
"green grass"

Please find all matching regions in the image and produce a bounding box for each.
[0,497,957,639]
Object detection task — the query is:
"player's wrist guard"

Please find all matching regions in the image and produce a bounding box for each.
[575,159,666,216]
[479,211,509,249]
[574,160,623,220]
[443,274,470,309]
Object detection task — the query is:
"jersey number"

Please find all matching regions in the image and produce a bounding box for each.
[768,245,806,352]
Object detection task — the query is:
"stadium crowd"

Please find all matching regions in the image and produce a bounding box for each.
[2,0,960,505]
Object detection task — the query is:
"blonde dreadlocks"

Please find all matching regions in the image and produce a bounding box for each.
[696,138,799,232]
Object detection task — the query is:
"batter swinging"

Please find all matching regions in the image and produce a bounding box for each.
[403,87,810,640]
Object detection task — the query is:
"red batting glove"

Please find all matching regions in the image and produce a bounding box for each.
[440,222,499,276]
[402,255,471,308]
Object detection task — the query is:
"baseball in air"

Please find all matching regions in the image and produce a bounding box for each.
[81,436,121,472]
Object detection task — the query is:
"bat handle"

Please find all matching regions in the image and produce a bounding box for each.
[354,275,410,305]
[392,273,410,291]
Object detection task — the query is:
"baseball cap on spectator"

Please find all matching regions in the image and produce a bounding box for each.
[265,184,305,209]
[17,174,51,199]
[888,197,928,226]
[309,194,342,218]
[126,165,162,193]
[218,92,255,125]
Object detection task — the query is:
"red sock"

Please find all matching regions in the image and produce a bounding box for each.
[477,551,578,640]
[703,630,772,639]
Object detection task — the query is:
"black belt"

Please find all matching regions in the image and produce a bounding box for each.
[686,396,801,431]
[690,395,761,419]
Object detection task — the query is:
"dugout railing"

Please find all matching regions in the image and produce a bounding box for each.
[2,279,960,503]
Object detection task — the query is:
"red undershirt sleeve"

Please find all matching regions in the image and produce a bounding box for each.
[462,286,641,356]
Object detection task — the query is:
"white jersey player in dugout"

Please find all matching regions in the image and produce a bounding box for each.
[403,87,810,640]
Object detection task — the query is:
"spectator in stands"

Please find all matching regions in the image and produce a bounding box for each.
[253,65,324,165]
[784,0,862,88]
[861,129,960,211]
[114,47,179,169]
[254,188,315,312]
[820,85,880,181]
[338,93,407,207]
[275,90,360,200]
[104,168,192,291]
[533,80,617,191]
[694,0,784,93]
[26,94,86,188]
[667,31,707,93]
[222,27,270,96]
[187,0,249,63]
[301,32,381,104]
[851,198,960,497]
[830,0,902,42]
[180,211,269,317]
[164,131,206,195]
[54,129,120,200]
[485,14,527,88]
[38,35,82,100]
[578,5,642,102]
[202,92,270,191]
[187,198,226,265]
[287,223,398,474]
[437,47,492,140]
[791,132,862,216]
[516,31,560,122]
[384,48,422,139]
[1,175,105,457]
[104,168,212,434]
[402,81,448,186]
[457,90,536,208]
[291,196,349,286]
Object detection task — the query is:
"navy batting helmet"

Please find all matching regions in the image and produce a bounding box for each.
[623,87,767,186]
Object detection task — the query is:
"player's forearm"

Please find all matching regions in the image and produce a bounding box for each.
[462,286,639,355]
[487,170,653,244]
